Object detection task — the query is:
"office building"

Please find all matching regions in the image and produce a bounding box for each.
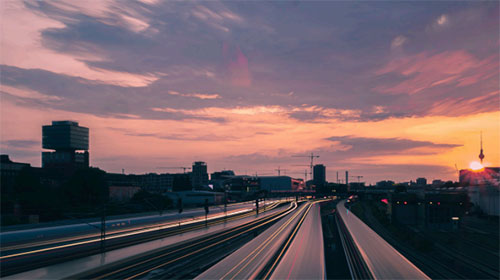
[0,155,31,190]
[211,170,235,181]
[42,121,89,169]
[210,170,235,190]
[106,172,175,194]
[259,176,293,192]
[191,161,208,189]
[223,176,260,192]
[313,164,326,187]
[416,177,427,186]
[109,185,141,202]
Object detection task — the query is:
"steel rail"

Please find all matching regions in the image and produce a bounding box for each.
[71,201,298,280]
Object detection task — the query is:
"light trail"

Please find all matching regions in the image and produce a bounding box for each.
[1,201,281,261]
[92,201,298,280]
[223,202,311,280]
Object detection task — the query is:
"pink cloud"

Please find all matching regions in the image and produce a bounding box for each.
[375,51,499,95]
[223,43,252,87]
[428,90,500,116]
[0,1,159,87]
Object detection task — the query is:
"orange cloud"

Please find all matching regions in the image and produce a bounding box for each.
[3,90,498,182]
[167,91,221,100]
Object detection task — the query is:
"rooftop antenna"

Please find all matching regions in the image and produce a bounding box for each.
[479,131,485,164]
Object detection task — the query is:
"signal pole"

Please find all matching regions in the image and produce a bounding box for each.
[100,206,106,253]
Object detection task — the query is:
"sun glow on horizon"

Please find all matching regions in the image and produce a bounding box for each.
[469,161,484,171]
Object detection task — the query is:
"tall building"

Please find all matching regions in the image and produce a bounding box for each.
[479,131,485,164]
[313,164,326,187]
[42,121,89,169]
[191,161,208,189]
[416,177,427,186]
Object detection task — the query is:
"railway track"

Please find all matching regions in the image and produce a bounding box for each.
[413,230,499,279]
[256,202,315,279]
[69,201,299,279]
[1,201,284,277]
[335,212,372,279]
[359,201,499,279]
[354,202,458,279]
[196,200,328,280]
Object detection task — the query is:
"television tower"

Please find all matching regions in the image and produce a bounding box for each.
[479,131,484,164]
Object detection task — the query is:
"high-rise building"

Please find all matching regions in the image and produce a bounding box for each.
[191,161,208,189]
[416,177,427,186]
[42,121,89,169]
[313,164,326,187]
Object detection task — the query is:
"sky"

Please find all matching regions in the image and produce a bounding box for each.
[1,0,499,184]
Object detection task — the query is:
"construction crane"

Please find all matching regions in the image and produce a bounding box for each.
[350,175,364,183]
[274,166,289,176]
[157,167,191,173]
[253,172,273,177]
[292,152,319,179]
[292,165,310,181]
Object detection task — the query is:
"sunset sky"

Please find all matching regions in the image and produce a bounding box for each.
[1,0,499,184]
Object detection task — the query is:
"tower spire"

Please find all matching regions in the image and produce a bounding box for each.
[479,131,484,164]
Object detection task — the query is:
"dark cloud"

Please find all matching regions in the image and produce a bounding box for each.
[0,147,40,165]
[222,136,460,167]
[216,151,457,183]
[288,111,330,123]
[0,140,41,166]
[324,136,460,156]
[2,139,40,148]
[107,127,239,141]
[0,65,226,122]
[126,132,239,142]
[8,0,494,122]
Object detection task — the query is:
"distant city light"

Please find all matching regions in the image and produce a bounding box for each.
[380,198,388,204]
[451,217,460,221]
[469,161,484,171]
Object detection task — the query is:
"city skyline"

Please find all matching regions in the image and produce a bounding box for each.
[1,1,499,184]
